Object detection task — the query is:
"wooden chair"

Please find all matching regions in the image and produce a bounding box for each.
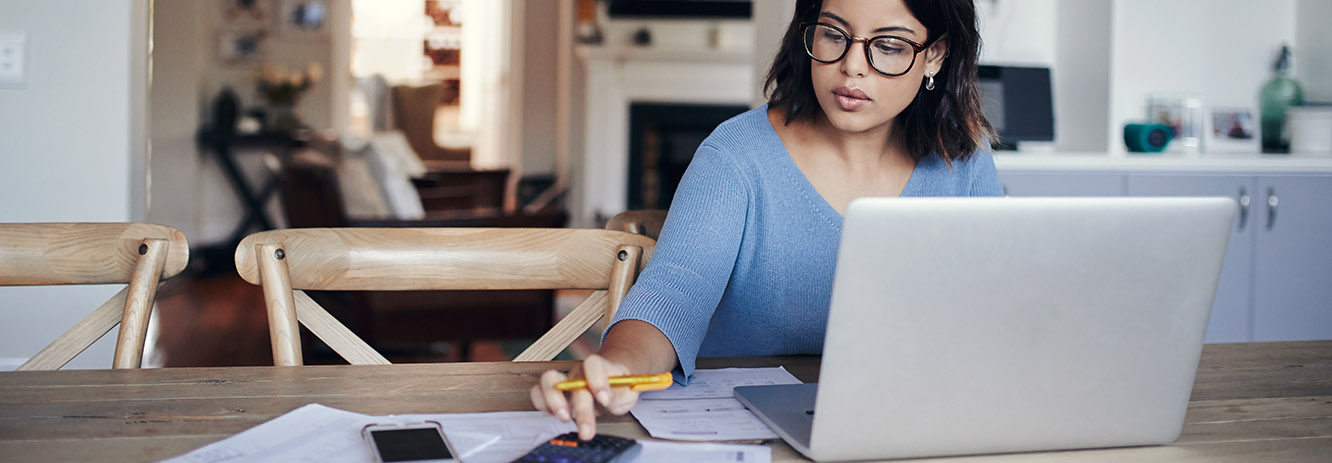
[275,153,569,361]
[234,228,655,366]
[606,209,668,240]
[0,223,189,370]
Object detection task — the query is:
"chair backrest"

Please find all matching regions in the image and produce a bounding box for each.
[390,84,470,164]
[276,153,352,228]
[606,209,668,240]
[234,228,655,365]
[0,223,189,370]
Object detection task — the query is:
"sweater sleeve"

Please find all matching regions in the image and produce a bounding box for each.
[605,142,750,383]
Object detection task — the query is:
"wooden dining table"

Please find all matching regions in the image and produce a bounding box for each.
[1,341,1329,462]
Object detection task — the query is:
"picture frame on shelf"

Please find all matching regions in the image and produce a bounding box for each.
[1147,95,1203,153]
[1206,107,1261,153]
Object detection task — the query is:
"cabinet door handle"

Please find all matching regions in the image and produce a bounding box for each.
[1266,186,1279,231]
[1237,186,1250,232]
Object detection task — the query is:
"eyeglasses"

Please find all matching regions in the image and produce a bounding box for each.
[801,22,935,77]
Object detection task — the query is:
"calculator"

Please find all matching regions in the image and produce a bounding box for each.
[511,432,641,463]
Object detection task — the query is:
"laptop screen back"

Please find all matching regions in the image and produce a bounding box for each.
[807,197,1233,461]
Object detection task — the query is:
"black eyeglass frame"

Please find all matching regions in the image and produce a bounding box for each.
[800,22,939,77]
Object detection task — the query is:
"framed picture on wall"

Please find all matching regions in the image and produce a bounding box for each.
[222,0,268,28]
[1147,95,1203,153]
[278,0,329,37]
[1206,107,1260,153]
[217,29,267,66]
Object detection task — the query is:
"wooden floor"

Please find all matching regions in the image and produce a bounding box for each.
[152,274,515,367]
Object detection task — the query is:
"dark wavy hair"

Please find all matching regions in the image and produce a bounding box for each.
[765,0,995,165]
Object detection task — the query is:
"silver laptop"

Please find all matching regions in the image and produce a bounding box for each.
[735,197,1235,462]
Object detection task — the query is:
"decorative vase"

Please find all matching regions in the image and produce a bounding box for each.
[268,102,301,133]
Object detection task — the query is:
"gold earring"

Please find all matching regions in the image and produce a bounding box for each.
[925,72,936,91]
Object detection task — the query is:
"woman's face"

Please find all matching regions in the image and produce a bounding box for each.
[810,0,947,135]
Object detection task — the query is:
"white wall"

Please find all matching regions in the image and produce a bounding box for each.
[1053,0,1112,152]
[0,0,147,370]
[977,0,1056,66]
[149,0,205,242]
[752,0,796,105]
[461,0,520,172]
[520,0,559,177]
[1296,0,1332,102]
[1109,0,1296,154]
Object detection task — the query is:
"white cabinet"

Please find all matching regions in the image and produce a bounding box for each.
[1125,174,1255,343]
[1124,172,1332,342]
[998,166,1332,342]
[1252,175,1332,341]
[999,171,1125,197]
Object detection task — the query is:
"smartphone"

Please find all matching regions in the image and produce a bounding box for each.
[362,421,460,463]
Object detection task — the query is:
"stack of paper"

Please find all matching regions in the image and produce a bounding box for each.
[160,404,570,463]
[163,402,770,463]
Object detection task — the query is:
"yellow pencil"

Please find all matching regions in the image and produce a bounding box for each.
[555,373,674,392]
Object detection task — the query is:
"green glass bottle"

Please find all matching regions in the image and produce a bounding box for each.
[1260,45,1305,153]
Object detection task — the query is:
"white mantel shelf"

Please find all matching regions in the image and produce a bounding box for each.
[575,45,751,64]
[995,153,1332,174]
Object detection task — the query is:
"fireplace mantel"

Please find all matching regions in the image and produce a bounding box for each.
[573,44,755,227]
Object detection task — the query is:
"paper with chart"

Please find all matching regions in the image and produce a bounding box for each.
[159,403,574,463]
[630,367,802,441]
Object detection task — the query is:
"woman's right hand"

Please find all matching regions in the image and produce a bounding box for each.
[530,354,642,440]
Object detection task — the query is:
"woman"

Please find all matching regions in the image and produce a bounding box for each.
[532,0,1002,439]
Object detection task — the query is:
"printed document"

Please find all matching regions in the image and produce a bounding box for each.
[630,367,802,441]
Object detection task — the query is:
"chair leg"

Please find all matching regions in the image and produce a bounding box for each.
[257,243,303,366]
[113,238,169,369]
[605,245,643,327]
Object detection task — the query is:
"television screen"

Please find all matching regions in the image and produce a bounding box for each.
[977,65,1054,146]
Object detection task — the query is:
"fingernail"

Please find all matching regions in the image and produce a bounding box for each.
[597,390,610,405]
[556,408,571,421]
[579,423,593,439]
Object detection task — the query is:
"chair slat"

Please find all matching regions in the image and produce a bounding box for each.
[293,291,390,365]
[17,288,130,371]
[514,290,609,362]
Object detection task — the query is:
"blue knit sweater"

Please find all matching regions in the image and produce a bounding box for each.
[607,105,1004,383]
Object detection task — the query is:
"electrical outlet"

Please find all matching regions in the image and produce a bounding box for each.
[0,31,29,88]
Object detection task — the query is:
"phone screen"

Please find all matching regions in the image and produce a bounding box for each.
[369,428,454,462]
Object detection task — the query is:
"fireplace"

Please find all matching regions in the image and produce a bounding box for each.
[575,45,754,227]
[628,103,749,210]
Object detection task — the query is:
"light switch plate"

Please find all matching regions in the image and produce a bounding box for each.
[0,31,29,88]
